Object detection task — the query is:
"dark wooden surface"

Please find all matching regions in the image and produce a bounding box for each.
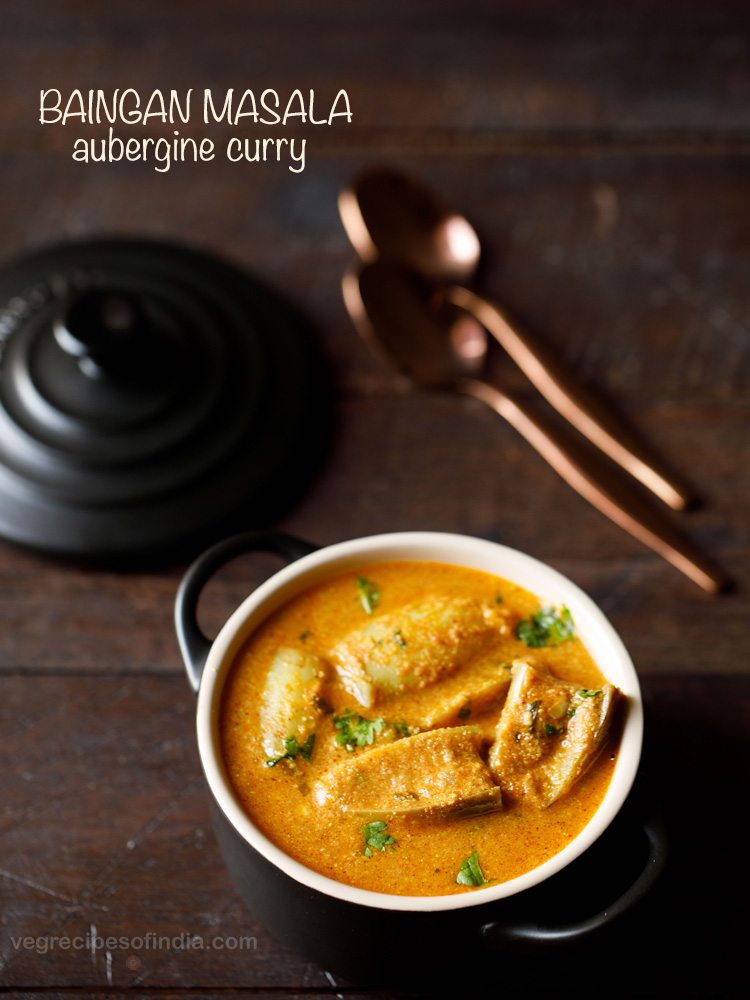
[1,2,748,996]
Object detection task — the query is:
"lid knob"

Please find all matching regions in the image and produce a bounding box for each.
[53,288,154,380]
[0,239,325,563]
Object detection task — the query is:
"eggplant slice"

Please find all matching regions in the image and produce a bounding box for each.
[260,647,328,760]
[329,596,510,708]
[488,660,620,808]
[313,726,503,818]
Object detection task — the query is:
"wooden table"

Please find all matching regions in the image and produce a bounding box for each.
[1,2,747,996]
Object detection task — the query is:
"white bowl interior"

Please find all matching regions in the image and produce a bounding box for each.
[196,532,643,912]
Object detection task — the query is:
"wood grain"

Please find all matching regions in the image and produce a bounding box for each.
[4,0,750,143]
[0,1,748,995]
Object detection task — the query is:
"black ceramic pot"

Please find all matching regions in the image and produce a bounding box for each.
[175,530,666,988]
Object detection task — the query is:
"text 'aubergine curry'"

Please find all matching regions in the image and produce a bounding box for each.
[221,561,622,896]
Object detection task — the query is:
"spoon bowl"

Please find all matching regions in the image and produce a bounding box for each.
[342,259,486,388]
[340,169,481,285]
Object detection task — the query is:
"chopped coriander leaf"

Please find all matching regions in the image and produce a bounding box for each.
[356,577,381,615]
[516,605,576,648]
[362,820,396,857]
[458,703,472,720]
[456,851,487,887]
[544,723,564,736]
[577,688,602,698]
[494,594,504,604]
[334,710,384,750]
[265,733,315,767]
[297,733,315,761]
[393,628,406,649]
[391,719,412,738]
[298,629,312,641]
[334,710,412,750]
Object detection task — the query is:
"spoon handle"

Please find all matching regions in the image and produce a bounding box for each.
[448,287,692,512]
[458,377,728,593]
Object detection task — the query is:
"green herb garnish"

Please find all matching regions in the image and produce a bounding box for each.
[456,851,487,887]
[298,629,312,641]
[362,820,396,857]
[544,723,564,736]
[356,577,381,615]
[334,710,385,750]
[516,605,576,648]
[393,628,406,649]
[577,688,602,698]
[494,594,504,605]
[334,710,411,750]
[458,703,472,720]
[265,733,315,767]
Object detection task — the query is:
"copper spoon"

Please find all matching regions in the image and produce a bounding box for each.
[343,259,727,593]
[339,168,692,512]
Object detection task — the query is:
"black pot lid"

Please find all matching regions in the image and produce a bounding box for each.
[0,239,327,563]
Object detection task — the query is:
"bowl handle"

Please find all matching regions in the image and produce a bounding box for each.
[480,814,667,952]
[175,531,318,693]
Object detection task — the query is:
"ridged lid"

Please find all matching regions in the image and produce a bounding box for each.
[0,239,325,563]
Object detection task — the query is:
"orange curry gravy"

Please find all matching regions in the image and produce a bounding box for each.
[221,561,619,896]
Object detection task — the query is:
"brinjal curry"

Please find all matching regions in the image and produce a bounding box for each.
[221,561,622,896]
